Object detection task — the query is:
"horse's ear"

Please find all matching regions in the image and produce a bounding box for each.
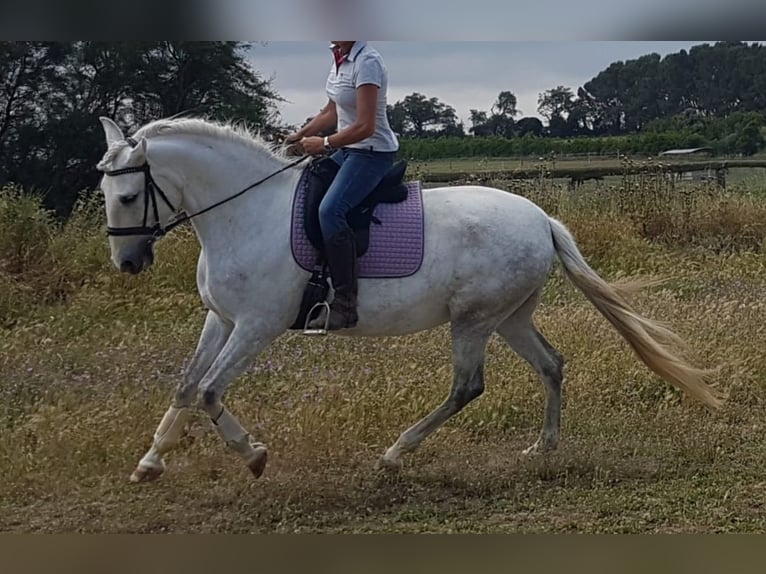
[100,117,124,146]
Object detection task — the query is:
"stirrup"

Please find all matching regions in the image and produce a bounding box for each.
[302,301,331,336]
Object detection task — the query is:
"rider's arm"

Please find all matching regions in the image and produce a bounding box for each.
[325,84,378,149]
[289,100,338,141]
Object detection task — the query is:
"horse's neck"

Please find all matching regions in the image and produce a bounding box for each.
[167,137,299,250]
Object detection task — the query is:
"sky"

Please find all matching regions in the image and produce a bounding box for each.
[2,0,764,42]
[215,1,765,41]
[249,42,718,130]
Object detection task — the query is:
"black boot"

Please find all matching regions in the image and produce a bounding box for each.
[308,228,358,330]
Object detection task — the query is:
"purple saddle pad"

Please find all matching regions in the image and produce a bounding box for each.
[290,178,425,279]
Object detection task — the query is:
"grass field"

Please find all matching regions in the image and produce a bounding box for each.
[1,175,765,533]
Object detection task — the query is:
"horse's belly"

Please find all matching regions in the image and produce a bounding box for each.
[347,186,556,337]
[351,282,452,336]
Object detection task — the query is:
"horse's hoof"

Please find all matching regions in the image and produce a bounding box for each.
[247,445,268,479]
[376,455,403,473]
[522,443,540,456]
[129,463,164,483]
[522,440,557,457]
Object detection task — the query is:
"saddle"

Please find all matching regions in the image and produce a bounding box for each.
[303,155,409,257]
[289,155,409,332]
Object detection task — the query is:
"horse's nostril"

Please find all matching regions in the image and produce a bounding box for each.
[120,260,137,274]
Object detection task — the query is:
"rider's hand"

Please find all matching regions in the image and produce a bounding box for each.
[300,136,325,156]
[284,133,302,145]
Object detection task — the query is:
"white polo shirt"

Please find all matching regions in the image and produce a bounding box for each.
[325,41,399,152]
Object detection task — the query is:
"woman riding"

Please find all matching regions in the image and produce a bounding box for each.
[285,41,399,331]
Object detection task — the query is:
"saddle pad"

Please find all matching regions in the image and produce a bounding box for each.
[290,177,425,279]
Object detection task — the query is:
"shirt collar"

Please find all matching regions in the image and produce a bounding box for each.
[328,41,367,62]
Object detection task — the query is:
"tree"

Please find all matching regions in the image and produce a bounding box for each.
[392,92,460,137]
[537,86,574,126]
[515,117,543,137]
[441,121,466,138]
[735,120,763,155]
[487,90,518,136]
[124,42,283,131]
[491,91,519,119]
[468,91,519,137]
[0,41,285,216]
[468,109,491,136]
[538,86,576,137]
[386,101,407,136]
[0,42,71,173]
[435,103,462,137]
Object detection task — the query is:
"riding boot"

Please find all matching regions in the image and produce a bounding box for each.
[307,228,358,330]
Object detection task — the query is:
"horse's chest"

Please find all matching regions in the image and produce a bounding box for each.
[197,260,259,317]
[197,258,230,314]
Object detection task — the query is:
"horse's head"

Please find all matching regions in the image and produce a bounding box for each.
[97,117,180,274]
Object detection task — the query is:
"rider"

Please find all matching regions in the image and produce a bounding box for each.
[285,41,399,330]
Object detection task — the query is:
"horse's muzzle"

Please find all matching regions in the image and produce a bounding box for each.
[117,240,155,274]
[120,260,140,274]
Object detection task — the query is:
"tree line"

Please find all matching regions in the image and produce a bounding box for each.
[386,41,766,141]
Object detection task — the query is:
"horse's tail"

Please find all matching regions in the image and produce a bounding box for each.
[547,216,723,409]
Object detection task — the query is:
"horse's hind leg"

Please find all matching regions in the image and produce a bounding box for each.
[380,319,493,471]
[131,311,232,483]
[495,293,565,455]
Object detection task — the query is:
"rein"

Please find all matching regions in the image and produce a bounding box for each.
[103,136,310,240]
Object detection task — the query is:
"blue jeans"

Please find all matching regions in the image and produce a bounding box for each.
[318,148,397,239]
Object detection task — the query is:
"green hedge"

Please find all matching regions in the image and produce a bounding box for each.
[398,133,720,160]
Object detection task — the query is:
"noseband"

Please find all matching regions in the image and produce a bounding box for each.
[102,136,309,240]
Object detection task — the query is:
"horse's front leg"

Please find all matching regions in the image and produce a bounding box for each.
[130,311,232,483]
[196,320,284,479]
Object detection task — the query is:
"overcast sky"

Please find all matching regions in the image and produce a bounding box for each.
[250,42,719,129]
[218,1,765,41]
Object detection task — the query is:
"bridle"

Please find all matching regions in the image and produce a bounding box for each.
[103,136,310,240]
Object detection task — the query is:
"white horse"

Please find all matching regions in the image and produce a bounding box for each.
[96,116,722,484]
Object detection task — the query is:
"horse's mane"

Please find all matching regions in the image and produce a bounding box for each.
[97,117,288,171]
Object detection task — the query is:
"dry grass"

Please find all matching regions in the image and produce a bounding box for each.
[0,177,765,533]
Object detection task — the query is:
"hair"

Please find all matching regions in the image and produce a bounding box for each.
[97,117,288,172]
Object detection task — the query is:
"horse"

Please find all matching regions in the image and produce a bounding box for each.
[95,116,722,484]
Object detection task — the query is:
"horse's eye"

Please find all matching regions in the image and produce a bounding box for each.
[119,193,140,205]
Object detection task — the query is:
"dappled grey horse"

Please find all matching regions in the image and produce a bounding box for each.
[96,117,722,484]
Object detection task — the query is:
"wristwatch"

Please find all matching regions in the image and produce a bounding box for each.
[323,136,334,152]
